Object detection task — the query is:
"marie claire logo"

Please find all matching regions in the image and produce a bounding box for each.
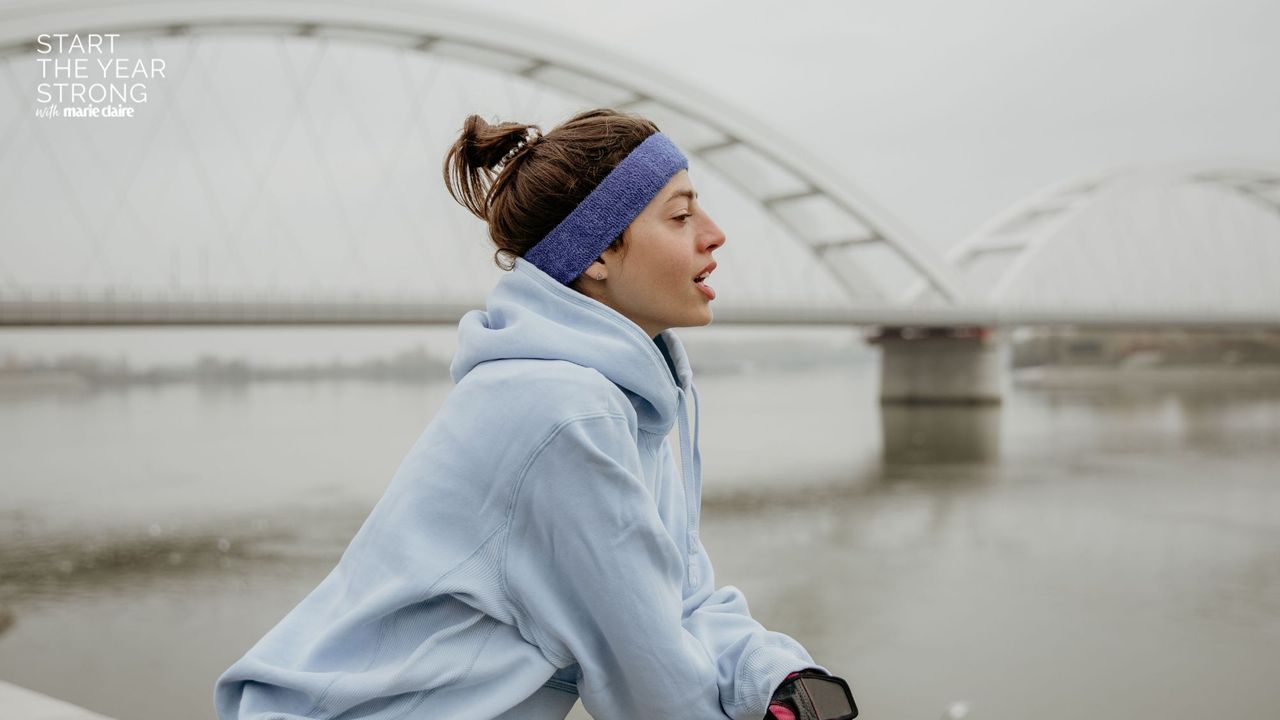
[34,33,168,119]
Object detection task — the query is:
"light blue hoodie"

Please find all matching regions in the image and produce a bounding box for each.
[214,257,824,719]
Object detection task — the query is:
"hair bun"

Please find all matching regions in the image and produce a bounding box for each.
[460,115,541,172]
[445,116,543,221]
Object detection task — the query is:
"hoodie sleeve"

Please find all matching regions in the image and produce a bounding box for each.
[681,534,829,719]
[504,411,732,719]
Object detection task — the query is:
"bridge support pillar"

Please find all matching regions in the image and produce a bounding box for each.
[871,327,1007,463]
[871,326,1007,405]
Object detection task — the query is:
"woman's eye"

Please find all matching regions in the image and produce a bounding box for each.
[675,214,692,223]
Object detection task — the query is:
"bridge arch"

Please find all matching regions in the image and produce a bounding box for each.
[922,164,1280,317]
[0,0,962,320]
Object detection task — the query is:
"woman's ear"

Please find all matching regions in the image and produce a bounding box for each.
[583,259,607,282]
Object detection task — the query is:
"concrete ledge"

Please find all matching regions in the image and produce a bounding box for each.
[0,681,116,720]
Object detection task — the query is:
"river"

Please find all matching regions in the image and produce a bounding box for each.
[1,333,1277,719]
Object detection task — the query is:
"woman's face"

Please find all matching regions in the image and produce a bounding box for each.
[581,170,726,339]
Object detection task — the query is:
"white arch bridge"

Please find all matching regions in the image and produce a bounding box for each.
[2,1,1278,402]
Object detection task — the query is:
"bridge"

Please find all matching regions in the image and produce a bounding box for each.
[3,0,1278,404]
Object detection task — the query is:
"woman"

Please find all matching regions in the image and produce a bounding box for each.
[215,108,852,719]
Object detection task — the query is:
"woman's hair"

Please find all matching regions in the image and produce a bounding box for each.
[442,108,660,279]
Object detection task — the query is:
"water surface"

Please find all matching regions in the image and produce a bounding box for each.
[1,356,1278,719]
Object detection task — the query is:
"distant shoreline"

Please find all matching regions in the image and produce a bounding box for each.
[1013,364,1280,389]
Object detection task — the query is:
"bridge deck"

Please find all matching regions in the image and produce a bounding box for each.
[1,300,1277,329]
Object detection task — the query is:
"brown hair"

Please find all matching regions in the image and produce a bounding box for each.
[442,108,660,284]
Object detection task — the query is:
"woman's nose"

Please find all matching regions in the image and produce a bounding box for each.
[700,216,726,251]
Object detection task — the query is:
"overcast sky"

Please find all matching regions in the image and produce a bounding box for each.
[458,0,1279,253]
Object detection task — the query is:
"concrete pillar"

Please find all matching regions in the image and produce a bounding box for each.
[872,326,1007,405]
[871,327,1007,463]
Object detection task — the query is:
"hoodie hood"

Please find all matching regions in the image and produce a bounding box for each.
[450,256,695,434]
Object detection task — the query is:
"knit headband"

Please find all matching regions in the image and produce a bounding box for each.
[524,131,689,284]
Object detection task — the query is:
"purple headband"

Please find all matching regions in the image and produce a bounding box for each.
[524,131,689,284]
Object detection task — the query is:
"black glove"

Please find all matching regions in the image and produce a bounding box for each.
[766,669,858,720]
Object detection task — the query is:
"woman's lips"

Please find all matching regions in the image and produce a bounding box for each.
[694,260,717,300]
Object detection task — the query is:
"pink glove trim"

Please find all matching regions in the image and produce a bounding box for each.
[767,672,804,720]
[768,702,797,720]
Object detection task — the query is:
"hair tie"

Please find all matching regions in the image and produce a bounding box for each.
[499,128,542,167]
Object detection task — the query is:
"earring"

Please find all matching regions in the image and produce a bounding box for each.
[595,272,605,280]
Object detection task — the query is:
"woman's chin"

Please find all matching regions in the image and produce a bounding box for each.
[689,307,714,328]
[666,305,713,331]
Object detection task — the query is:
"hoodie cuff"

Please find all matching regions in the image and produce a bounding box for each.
[728,644,829,720]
